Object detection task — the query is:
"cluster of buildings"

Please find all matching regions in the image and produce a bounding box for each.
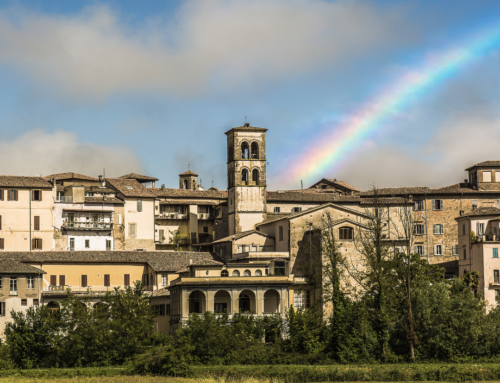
[2,124,500,336]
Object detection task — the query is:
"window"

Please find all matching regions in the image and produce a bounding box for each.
[85,192,94,197]
[339,227,353,240]
[413,200,424,211]
[232,270,240,277]
[495,270,499,283]
[242,169,248,182]
[279,226,283,241]
[85,239,90,248]
[463,249,467,260]
[472,199,478,206]
[27,276,35,289]
[0,302,4,316]
[294,290,311,309]
[0,238,4,250]
[21,299,27,306]
[117,214,122,225]
[433,224,444,235]
[432,199,443,210]
[32,190,41,201]
[414,245,424,256]
[452,245,458,256]
[8,190,17,201]
[32,238,42,250]
[137,199,142,212]
[221,270,229,277]
[124,274,130,286]
[413,224,425,235]
[59,275,65,286]
[166,304,171,316]
[161,274,167,286]
[69,238,75,251]
[33,299,39,306]
[106,240,111,251]
[81,275,88,288]
[0,215,2,230]
[250,142,259,159]
[104,274,110,287]
[434,245,443,256]
[255,269,262,276]
[160,304,165,316]
[203,226,208,233]
[129,223,137,236]
[274,207,280,213]
[125,186,134,190]
[252,169,259,184]
[292,207,302,213]
[142,274,149,286]
[33,216,40,231]
[497,199,500,209]
[275,261,286,276]
[50,275,56,286]
[477,223,485,237]
[495,248,499,259]
[244,270,251,276]
[463,224,466,235]
[10,277,17,293]
[483,171,492,182]
[241,142,249,159]
[0,277,2,288]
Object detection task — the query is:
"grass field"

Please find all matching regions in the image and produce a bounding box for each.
[2,379,500,383]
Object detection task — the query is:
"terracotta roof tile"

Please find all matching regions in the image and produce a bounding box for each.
[84,197,124,204]
[224,125,268,135]
[359,187,430,196]
[459,207,500,218]
[44,172,98,181]
[119,173,159,182]
[106,178,155,198]
[0,176,53,188]
[179,170,198,176]
[465,161,500,170]
[169,279,291,287]
[190,259,224,266]
[159,200,216,206]
[0,259,46,274]
[153,188,227,199]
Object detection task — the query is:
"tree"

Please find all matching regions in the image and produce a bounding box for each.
[169,229,186,250]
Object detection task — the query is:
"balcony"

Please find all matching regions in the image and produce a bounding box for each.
[489,277,500,286]
[62,220,113,231]
[56,196,73,203]
[43,285,152,293]
[155,213,188,220]
[198,213,214,220]
[198,233,213,244]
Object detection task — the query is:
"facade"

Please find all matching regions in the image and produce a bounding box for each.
[0,259,45,338]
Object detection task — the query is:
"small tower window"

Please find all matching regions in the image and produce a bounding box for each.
[241,142,249,159]
[242,169,249,183]
[251,142,259,159]
[183,179,188,189]
[193,180,196,189]
[252,169,259,184]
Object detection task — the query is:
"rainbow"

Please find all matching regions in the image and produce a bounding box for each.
[287,22,500,185]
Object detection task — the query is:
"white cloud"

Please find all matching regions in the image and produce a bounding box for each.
[331,112,500,191]
[0,129,145,177]
[0,0,407,99]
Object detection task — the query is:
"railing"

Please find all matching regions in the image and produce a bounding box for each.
[198,213,214,220]
[62,221,113,230]
[43,285,143,293]
[56,196,73,203]
[489,277,500,285]
[155,213,188,219]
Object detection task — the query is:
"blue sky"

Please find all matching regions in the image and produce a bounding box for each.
[1,0,500,191]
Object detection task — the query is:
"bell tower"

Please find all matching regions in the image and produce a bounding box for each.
[226,123,268,235]
[179,170,198,190]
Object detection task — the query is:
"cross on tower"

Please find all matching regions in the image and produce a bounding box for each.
[211,180,214,187]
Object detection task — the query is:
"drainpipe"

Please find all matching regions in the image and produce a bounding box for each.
[424,194,429,264]
[29,188,32,251]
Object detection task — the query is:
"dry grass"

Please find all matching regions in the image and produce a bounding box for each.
[0,377,283,383]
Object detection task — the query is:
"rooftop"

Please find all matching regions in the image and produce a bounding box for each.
[225,124,268,135]
[153,187,227,199]
[212,230,273,244]
[119,173,159,182]
[458,207,500,218]
[179,170,198,177]
[106,178,155,198]
[44,172,98,181]
[84,197,124,204]
[465,161,500,170]
[0,176,53,188]
[0,258,46,274]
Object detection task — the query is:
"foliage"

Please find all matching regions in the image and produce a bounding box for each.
[0,340,14,370]
[5,282,154,368]
[470,230,477,243]
[463,270,480,289]
[169,229,186,250]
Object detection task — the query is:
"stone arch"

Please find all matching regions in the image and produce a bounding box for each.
[232,270,240,277]
[242,168,249,183]
[221,270,229,277]
[243,269,251,276]
[214,290,231,313]
[239,289,256,313]
[263,289,281,314]
[189,290,206,314]
[46,301,60,313]
[250,141,259,159]
[241,141,249,159]
[252,168,259,184]
[255,269,262,276]
[183,179,188,189]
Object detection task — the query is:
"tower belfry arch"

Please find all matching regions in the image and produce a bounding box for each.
[225,123,268,235]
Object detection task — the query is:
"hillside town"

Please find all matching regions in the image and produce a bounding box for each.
[1,124,500,337]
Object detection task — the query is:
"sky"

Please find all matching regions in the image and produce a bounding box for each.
[1,0,500,191]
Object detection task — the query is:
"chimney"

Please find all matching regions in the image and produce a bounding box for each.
[161,184,165,190]
[99,175,103,182]
[189,259,193,265]
[51,178,56,187]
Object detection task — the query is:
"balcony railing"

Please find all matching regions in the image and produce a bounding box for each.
[43,285,151,293]
[56,196,73,203]
[198,213,214,220]
[155,213,188,220]
[198,234,213,244]
[62,221,113,230]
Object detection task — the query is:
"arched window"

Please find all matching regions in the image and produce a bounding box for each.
[137,199,142,212]
[255,269,262,276]
[242,169,248,183]
[251,142,259,159]
[241,142,249,159]
[252,169,259,184]
[232,270,240,277]
[243,270,251,276]
[339,227,353,240]
[221,270,229,277]
[193,180,196,189]
[183,180,188,189]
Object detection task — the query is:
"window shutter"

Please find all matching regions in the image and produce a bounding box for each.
[50,275,56,286]
[31,190,34,201]
[15,190,18,201]
[82,275,87,287]
[494,248,498,258]
[433,225,436,235]
[124,274,130,286]
[39,191,42,201]
[32,239,36,249]
[0,215,2,230]
[7,191,10,201]
[104,274,110,287]
[59,275,65,286]
[0,189,3,200]
[117,214,122,225]
[0,238,4,250]
[34,216,40,231]
[432,200,435,210]
[39,238,42,250]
